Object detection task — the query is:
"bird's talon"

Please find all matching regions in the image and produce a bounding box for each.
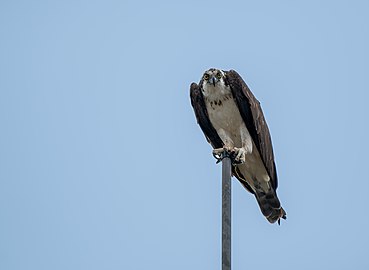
[212,147,236,163]
[233,147,246,164]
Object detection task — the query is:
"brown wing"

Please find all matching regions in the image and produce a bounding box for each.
[190,82,223,149]
[225,70,278,190]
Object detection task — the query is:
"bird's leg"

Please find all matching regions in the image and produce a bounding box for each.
[233,124,253,164]
[212,129,235,163]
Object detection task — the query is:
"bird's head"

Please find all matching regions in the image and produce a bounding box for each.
[201,68,229,98]
[202,68,226,88]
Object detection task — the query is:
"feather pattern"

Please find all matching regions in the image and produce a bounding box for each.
[224,70,278,190]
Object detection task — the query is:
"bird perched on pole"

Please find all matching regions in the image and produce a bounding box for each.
[190,68,286,224]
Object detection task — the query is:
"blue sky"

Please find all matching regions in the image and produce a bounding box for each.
[1,1,369,269]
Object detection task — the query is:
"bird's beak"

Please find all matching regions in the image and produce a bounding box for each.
[209,76,216,87]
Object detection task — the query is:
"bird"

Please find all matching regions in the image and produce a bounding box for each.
[190,68,286,224]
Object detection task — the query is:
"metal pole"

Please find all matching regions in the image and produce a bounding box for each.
[222,156,232,270]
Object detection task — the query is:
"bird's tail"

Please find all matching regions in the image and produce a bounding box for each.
[255,189,286,224]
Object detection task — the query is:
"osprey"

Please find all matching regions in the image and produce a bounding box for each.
[190,68,286,224]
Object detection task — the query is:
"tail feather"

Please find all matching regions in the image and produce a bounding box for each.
[255,189,286,224]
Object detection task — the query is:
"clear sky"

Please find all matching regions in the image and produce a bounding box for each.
[1,1,369,269]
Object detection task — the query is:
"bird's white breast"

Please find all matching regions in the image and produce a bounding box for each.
[204,84,244,147]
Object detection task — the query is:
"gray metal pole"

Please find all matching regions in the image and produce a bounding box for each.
[222,156,232,270]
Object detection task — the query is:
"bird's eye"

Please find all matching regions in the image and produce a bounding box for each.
[216,72,222,79]
[203,74,210,80]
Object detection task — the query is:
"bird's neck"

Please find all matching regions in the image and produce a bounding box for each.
[203,83,232,102]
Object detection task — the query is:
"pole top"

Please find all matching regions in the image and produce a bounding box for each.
[212,148,239,164]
